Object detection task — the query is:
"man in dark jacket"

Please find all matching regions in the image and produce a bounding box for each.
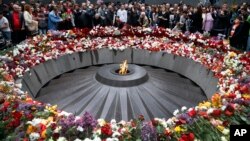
[105,5,114,26]
[229,16,248,50]
[79,4,95,28]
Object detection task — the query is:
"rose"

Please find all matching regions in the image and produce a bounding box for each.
[211,109,222,117]
[179,132,195,141]
[187,108,196,117]
[101,124,112,137]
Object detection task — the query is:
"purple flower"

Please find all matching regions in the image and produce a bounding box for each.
[178,113,193,124]
[141,122,157,141]
[76,112,97,129]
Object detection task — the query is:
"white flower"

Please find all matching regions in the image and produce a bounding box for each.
[57,137,68,141]
[74,139,82,141]
[221,136,228,141]
[166,118,174,126]
[173,109,179,116]
[110,119,116,125]
[83,138,92,141]
[27,118,43,126]
[29,132,40,141]
[59,111,71,117]
[181,106,187,112]
[112,131,121,138]
[106,138,119,141]
[93,129,101,136]
[236,93,242,99]
[97,119,106,126]
[54,126,62,133]
[207,108,214,115]
[77,126,84,132]
[118,120,126,126]
[222,128,230,135]
[221,106,227,111]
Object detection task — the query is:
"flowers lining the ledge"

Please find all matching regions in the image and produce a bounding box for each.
[0,26,249,141]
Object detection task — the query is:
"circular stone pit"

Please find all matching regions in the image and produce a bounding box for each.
[95,64,149,87]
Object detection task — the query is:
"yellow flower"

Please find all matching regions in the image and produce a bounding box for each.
[228,52,237,57]
[199,101,211,108]
[41,130,47,138]
[46,105,58,115]
[211,93,222,108]
[242,94,250,99]
[174,126,185,133]
[217,125,225,132]
[26,125,36,134]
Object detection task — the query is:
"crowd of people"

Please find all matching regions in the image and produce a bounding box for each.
[0,0,250,51]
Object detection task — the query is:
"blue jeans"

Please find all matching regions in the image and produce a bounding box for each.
[39,29,47,35]
[247,36,250,52]
[2,31,11,41]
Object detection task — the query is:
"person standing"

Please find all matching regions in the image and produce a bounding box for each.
[0,11,11,46]
[117,4,128,23]
[246,15,250,52]
[8,4,25,44]
[158,6,169,28]
[48,6,63,30]
[23,4,38,36]
[229,16,246,50]
[202,8,214,33]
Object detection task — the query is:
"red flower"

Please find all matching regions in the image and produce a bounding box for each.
[101,124,112,136]
[3,101,10,108]
[211,109,222,117]
[240,85,249,94]
[2,74,14,81]
[131,121,137,127]
[224,104,235,116]
[39,123,47,131]
[138,115,145,121]
[52,133,60,140]
[151,119,159,127]
[164,129,171,136]
[179,133,195,141]
[0,98,5,104]
[12,111,22,119]
[188,109,196,117]
[26,113,34,120]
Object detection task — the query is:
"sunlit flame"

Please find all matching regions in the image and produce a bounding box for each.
[119,60,128,75]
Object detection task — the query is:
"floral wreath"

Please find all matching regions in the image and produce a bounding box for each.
[0,26,249,141]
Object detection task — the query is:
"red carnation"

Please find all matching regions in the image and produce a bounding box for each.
[224,104,235,116]
[211,109,222,117]
[12,111,22,119]
[101,124,112,137]
[179,133,195,141]
[188,109,196,117]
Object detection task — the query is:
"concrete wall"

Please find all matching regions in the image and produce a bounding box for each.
[20,48,218,99]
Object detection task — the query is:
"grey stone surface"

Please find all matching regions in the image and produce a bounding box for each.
[113,48,132,64]
[78,51,93,67]
[32,64,50,86]
[22,70,41,97]
[91,48,114,65]
[36,66,207,121]
[21,48,218,99]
